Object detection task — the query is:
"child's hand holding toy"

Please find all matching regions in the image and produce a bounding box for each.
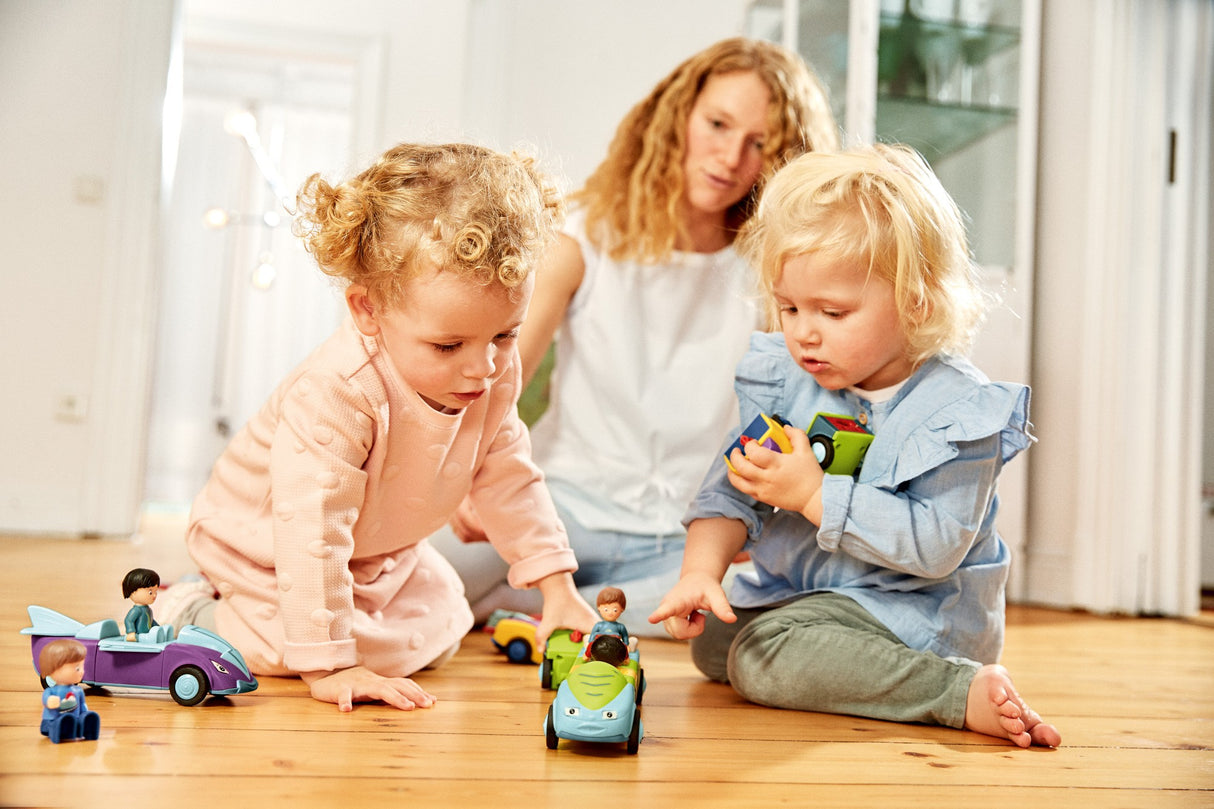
[726,424,826,524]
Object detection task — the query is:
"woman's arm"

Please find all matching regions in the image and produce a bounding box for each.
[451,236,583,546]
[518,233,584,386]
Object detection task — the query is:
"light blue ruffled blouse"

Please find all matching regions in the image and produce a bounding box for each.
[685,332,1033,664]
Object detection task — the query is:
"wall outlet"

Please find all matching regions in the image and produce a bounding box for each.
[55,393,89,422]
[73,174,106,205]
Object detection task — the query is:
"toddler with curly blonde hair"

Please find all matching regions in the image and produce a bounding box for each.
[170,143,597,711]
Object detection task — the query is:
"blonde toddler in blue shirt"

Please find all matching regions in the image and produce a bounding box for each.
[650,144,1061,748]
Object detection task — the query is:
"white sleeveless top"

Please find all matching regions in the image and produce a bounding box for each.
[529,209,763,535]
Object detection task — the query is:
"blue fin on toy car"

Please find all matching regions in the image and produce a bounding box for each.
[21,605,84,637]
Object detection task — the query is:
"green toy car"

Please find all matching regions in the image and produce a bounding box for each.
[726,411,874,477]
[806,413,874,476]
[539,628,585,690]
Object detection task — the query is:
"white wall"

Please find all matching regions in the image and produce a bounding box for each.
[184,0,753,188]
[461,0,755,191]
[0,0,172,534]
[181,0,472,159]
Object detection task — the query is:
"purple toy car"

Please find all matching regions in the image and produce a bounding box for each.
[22,605,257,706]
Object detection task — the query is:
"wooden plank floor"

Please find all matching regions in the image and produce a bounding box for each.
[2,514,1212,808]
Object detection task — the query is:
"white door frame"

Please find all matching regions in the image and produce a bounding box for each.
[93,10,384,533]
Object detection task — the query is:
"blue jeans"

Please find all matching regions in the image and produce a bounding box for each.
[429,501,685,638]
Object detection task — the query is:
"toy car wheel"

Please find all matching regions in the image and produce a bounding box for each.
[626,710,642,754]
[635,668,645,706]
[505,637,532,664]
[810,435,834,470]
[545,705,559,750]
[540,657,554,690]
[169,664,209,706]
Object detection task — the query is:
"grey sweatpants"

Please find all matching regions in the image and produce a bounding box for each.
[690,592,979,728]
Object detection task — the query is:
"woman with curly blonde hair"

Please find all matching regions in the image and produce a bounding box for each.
[436,39,839,634]
[165,142,597,711]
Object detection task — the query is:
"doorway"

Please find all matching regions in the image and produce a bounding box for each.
[144,25,369,509]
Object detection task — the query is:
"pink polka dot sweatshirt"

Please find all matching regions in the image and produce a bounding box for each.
[186,318,577,677]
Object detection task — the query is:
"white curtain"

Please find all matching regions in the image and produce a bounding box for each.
[143,29,366,506]
[1071,0,1212,615]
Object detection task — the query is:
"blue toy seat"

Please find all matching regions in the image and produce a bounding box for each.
[78,619,121,641]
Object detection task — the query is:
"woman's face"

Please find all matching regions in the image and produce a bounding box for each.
[681,70,772,226]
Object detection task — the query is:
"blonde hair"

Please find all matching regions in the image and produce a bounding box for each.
[743,143,988,363]
[576,37,839,262]
[294,142,563,307]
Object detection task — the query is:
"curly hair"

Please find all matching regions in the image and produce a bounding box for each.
[575,37,838,263]
[294,142,563,307]
[742,144,989,364]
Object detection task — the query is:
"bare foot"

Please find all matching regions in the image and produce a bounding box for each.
[964,664,1062,748]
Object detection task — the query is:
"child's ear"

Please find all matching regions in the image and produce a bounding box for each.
[345,285,380,336]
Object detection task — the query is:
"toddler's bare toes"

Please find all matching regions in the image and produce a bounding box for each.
[999,711,1026,735]
[1023,706,1062,748]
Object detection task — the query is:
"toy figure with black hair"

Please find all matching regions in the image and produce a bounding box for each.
[122,568,161,642]
[587,634,630,668]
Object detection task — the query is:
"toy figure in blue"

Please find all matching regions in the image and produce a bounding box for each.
[38,639,100,743]
[122,568,160,641]
[588,587,636,654]
[650,144,1062,749]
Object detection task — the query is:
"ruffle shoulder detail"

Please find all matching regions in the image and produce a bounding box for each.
[861,359,1032,488]
[733,332,794,416]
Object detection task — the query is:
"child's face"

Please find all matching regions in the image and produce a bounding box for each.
[598,602,623,621]
[682,70,772,224]
[774,252,914,391]
[348,266,533,413]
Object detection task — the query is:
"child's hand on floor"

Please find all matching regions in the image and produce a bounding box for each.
[301,666,437,712]
[534,572,598,651]
[648,571,736,640]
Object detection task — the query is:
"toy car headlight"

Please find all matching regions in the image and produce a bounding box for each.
[563,706,580,717]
